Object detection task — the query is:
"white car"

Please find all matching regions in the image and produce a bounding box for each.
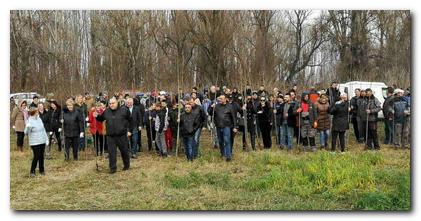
[10,92,46,106]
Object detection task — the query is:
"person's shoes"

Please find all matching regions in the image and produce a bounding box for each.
[30,173,35,178]
[213,145,218,149]
[131,154,137,159]
[226,157,232,162]
[109,169,117,174]
[311,147,317,152]
[40,172,45,176]
[122,167,129,171]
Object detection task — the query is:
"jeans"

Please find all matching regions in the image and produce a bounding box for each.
[319,129,330,147]
[384,118,394,144]
[281,123,294,150]
[183,136,195,161]
[193,127,202,158]
[155,131,167,155]
[129,129,139,155]
[217,127,232,159]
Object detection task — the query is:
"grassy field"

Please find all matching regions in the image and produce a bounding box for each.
[10,128,411,211]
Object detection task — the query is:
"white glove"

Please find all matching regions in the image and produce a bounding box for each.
[80,132,84,138]
[12,125,16,131]
[60,119,64,123]
[87,123,90,127]
[26,123,32,128]
[58,128,62,132]
[49,132,53,135]
[46,140,50,146]
[85,117,89,121]
[138,126,142,131]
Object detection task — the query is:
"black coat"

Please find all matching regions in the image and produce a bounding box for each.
[208,103,238,128]
[330,101,349,132]
[61,108,84,137]
[257,102,272,127]
[192,105,207,128]
[50,108,61,131]
[96,105,133,136]
[39,110,52,132]
[128,105,142,129]
[180,111,200,137]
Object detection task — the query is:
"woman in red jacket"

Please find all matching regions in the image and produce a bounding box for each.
[88,102,105,156]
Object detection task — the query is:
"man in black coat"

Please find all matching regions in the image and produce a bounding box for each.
[382,87,395,145]
[244,95,257,150]
[326,81,341,104]
[208,95,238,161]
[126,98,142,158]
[95,97,133,173]
[178,103,200,161]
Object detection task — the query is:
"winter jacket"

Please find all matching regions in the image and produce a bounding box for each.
[330,101,350,132]
[326,87,341,103]
[128,105,142,130]
[11,100,27,132]
[391,96,410,124]
[350,96,359,118]
[180,111,200,137]
[49,108,61,131]
[61,108,84,137]
[294,100,317,126]
[88,108,105,135]
[282,102,296,128]
[155,109,169,133]
[38,109,52,132]
[358,95,381,122]
[274,102,283,126]
[315,101,330,130]
[192,104,207,128]
[96,105,133,137]
[208,103,238,128]
[383,95,395,120]
[245,100,257,129]
[256,102,272,127]
[24,116,49,146]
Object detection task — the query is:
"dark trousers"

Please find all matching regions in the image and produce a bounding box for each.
[107,135,130,171]
[358,117,366,142]
[137,129,142,152]
[260,123,272,149]
[351,117,360,142]
[30,144,45,174]
[247,123,256,150]
[331,131,345,152]
[16,131,24,147]
[384,118,394,144]
[146,125,157,151]
[366,121,380,150]
[94,132,105,156]
[49,129,62,151]
[65,137,79,160]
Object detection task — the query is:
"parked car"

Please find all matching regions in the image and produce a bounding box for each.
[10,92,46,106]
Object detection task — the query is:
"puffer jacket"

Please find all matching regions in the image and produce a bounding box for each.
[61,108,84,137]
[315,100,330,130]
[391,96,410,124]
[294,100,317,126]
[330,100,350,132]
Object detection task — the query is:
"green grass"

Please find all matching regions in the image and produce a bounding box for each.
[10,127,411,210]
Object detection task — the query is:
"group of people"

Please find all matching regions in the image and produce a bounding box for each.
[11,82,411,176]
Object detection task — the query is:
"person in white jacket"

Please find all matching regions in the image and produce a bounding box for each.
[24,107,49,177]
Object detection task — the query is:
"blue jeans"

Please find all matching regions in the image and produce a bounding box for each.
[183,136,195,161]
[281,123,294,150]
[217,127,232,159]
[319,129,330,147]
[193,127,202,158]
[130,129,139,155]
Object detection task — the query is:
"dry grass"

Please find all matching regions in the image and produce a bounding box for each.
[10,127,411,211]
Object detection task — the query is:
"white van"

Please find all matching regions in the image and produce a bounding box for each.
[338,81,388,119]
[10,92,46,106]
